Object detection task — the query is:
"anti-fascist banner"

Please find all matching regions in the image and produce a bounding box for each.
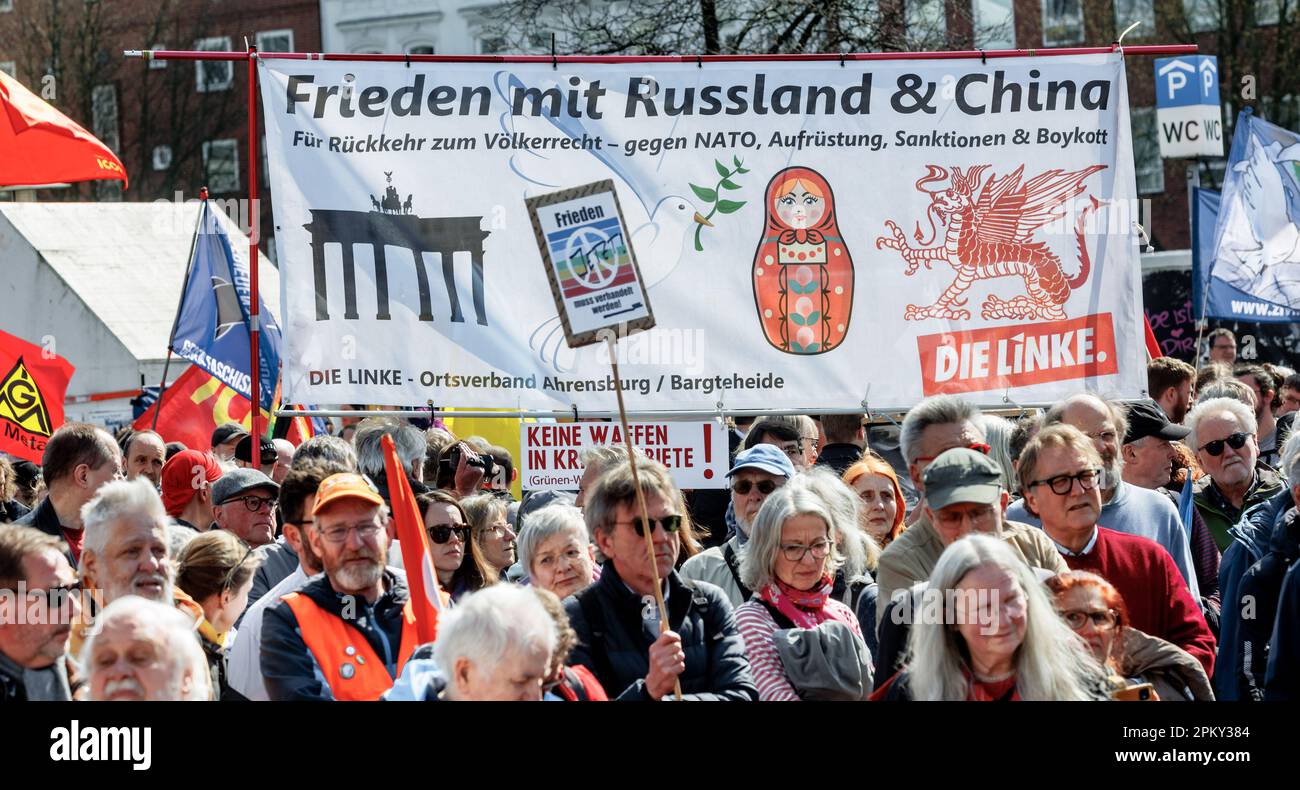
[521,421,727,490]
[259,53,1146,411]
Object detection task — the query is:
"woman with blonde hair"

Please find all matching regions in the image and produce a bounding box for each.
[175,530,262,699]
[873,533,1109,701]
[461,493,517,581]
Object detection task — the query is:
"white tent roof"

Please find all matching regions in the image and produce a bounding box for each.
[0,202,282,364]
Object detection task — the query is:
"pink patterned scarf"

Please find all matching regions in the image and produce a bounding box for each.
[758,574,855,630]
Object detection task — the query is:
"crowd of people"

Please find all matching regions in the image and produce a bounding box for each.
[1,330,1298,701]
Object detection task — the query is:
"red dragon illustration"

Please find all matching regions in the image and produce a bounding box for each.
[875,164,1106,321]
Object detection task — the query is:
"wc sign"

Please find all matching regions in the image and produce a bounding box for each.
[1154,56,1223,158]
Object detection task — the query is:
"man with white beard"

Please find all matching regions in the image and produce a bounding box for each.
[260,473,417,701]
[84,596,210,701]
[679,445,796,606]
[1007,394,1200,600]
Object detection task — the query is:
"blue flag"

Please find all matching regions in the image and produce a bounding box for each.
[170,202,282,411]
[1204,110,1300,323]
[1190,186,1219,320]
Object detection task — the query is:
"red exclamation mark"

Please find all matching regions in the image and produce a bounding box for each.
[702,423,714,479]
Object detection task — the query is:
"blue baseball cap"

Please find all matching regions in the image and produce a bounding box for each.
[727,444,796,479]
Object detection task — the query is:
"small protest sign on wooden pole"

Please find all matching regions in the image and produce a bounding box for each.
[527,180,680,699]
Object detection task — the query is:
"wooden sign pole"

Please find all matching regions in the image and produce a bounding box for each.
[607,334,682,701]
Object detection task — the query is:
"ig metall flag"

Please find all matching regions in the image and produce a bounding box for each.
[170,202,283,409]
[1205,109,1300,323]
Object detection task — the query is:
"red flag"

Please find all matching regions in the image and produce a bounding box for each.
[135,366,272,449]
[0,71,128,188]
[1143,313,1163,359]
[381,434,442,644]
[0,328,75,463]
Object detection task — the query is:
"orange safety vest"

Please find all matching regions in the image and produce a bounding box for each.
[282,592,419,701]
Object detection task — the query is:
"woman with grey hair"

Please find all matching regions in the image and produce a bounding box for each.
[734,479,871,700]
[516,504,596,599]
[872,534,1108,701]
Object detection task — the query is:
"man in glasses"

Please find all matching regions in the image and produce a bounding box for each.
[1018,424,1215,676]
[742,417,809,471]
[875,445,1066,628]
[1008,394,1199,599]
[566,459,757,701]
[681,445,796,607]
[0,527,82,701]
[211,469,280,548]
[1189,397,1287,551]
[262,472,418,701]
[227,461,344,701]
[1207,327,1237,366]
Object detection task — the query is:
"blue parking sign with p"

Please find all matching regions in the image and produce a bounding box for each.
[1155,56,1220,108]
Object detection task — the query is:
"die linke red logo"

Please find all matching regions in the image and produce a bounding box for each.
[916,313,1119,396]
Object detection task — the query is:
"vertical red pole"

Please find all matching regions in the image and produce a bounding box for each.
[247,45,262,441]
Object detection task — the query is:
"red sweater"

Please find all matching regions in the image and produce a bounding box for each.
[1063,527,1216,677]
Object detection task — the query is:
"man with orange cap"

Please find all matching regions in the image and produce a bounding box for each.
[259,473,418,700]
[160,450,223,532]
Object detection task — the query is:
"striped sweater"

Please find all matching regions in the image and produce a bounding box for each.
[734,597,864,701]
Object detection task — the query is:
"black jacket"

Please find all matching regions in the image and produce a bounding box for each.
[238,537,300,628]
[261,569,410,701]
[13,497,75,566]
[1237,507,1300,701]
[565,563,757,701]
[815,443,864,476]
[0,498,30,523]
[1265,562,1300,700]
[0,652,73,702]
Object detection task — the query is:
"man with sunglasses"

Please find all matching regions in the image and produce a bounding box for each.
[1189,397,1287,551]
[566,459,757,701]
[211,469,280,548]
[0,527,83,701]
[262,473,418,701]
[680,445,796,607]
[1008,394,1200,599]
[1018,425,1215,676]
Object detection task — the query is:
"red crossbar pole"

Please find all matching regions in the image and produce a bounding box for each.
[247,44,262,442]
[128,43,1198,64]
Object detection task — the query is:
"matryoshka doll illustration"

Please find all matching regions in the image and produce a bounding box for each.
[752,167,854,354]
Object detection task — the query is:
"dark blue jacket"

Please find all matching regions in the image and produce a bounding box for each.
[261,570,410,701]
[1237,508,1300,700]
[1265,562,1300,700]
[565,563,757,701]
[1215,488,1290,700]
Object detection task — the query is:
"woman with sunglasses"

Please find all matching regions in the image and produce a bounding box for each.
[175,530,263,700]
[1047,571,1213,700]
[417,490,496,602]
[565,459,758,701]
[1018,424,1216,677]
[842,456,907,549]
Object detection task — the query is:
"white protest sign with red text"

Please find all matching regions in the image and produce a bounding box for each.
[521,421,727,490]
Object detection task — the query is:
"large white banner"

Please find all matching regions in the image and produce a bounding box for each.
[259,53,1146,412]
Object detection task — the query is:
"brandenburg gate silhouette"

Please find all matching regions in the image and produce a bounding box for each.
[303,209,491,325]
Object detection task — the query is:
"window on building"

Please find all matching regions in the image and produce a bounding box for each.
[91,84,120,153]
[1042,0,1085,45]
[0,61,14,77]
[203,139,240,194]
[149,43,167,69]
[1113,0,1155,35]
[0,1,11,13]
[406,44,435,55]
[528,32,552,52]
[152,145,173,171]
[1131,107,1165,194]
[1181,0,1218,32]
[906,0,947,45]
[1255,0,1281,25]
[256,30,295,53]
[195,36,233,92]
[974,0,1015,49]
[479,37,507,54]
